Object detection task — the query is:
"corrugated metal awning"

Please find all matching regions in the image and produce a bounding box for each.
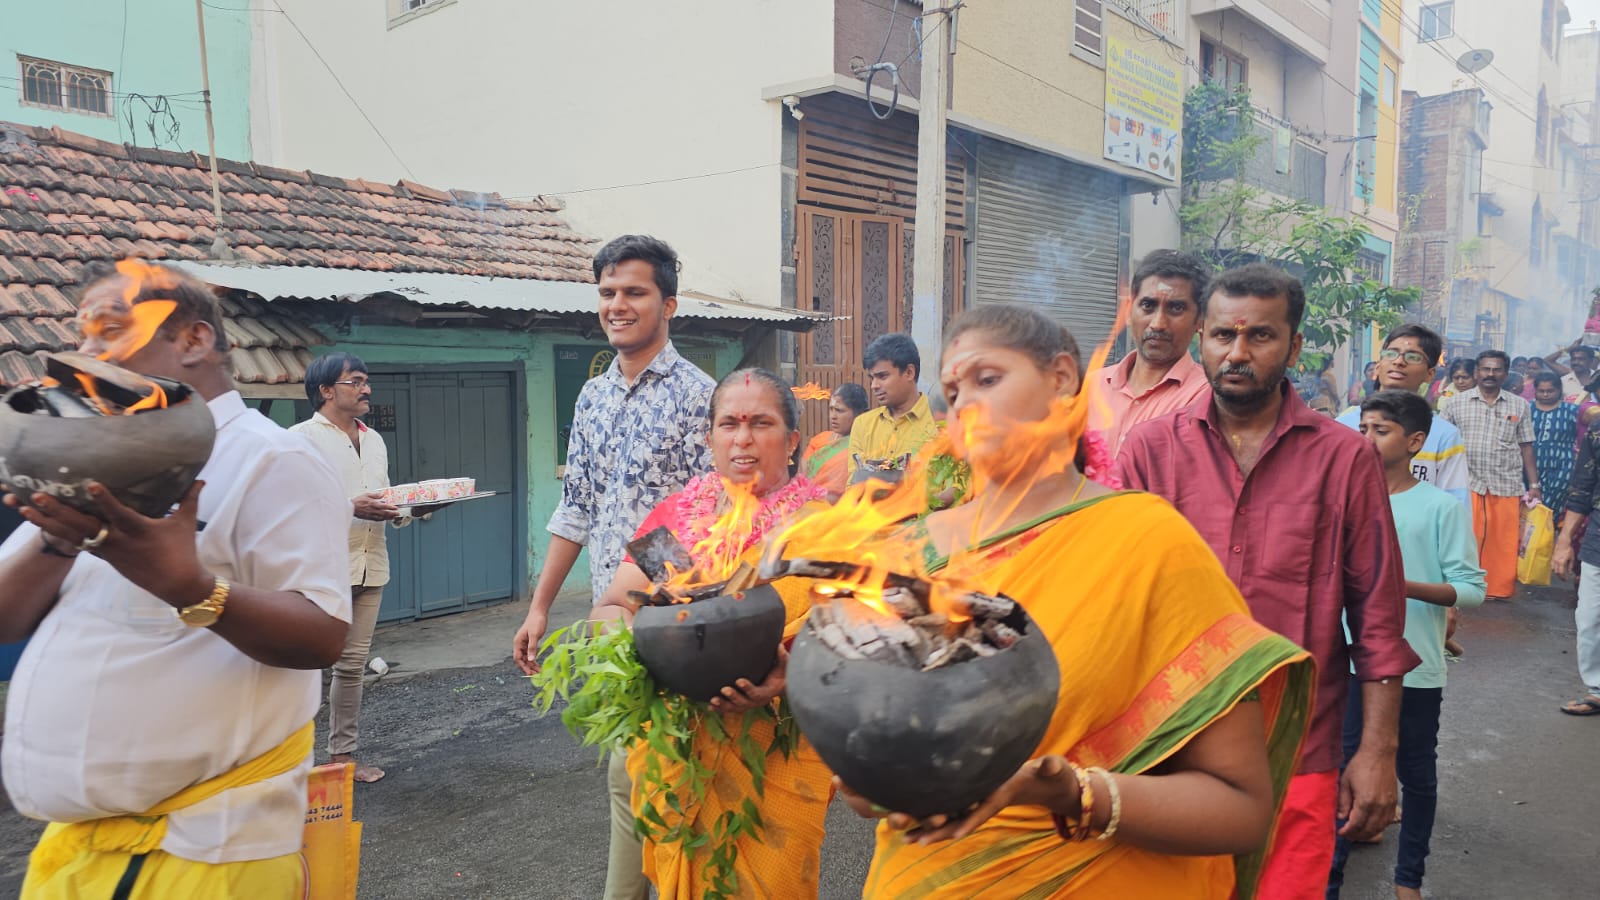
[171,263,821,330]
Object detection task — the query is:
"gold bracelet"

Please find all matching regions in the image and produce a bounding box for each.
[1071,762,1095,841]
[1086,766,1122,842]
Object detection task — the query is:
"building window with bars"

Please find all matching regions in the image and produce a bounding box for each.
[1536,87,1549,164]
[18,56,111,117]
[1112,1,1180,41]
[1073,0,1105,64]
[1201,40,1248,92]
[388,0,455,28]
[1418,2,1454,41]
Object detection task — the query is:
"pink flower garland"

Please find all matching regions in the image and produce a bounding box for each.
[673,473,827,563]
[1080,430,1122,490]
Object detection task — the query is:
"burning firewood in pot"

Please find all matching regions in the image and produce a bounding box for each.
[782,564,1062,819]
[622,526,788,702]
[0,351,215,519]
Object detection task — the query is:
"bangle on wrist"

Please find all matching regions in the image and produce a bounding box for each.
[1085,767,1123,842]
[1051,762,1092,841]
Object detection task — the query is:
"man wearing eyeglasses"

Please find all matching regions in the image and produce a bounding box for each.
[292,352,406,783]
[1337,325,1468,506]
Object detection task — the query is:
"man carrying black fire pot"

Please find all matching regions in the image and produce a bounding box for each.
[0,260,350,897]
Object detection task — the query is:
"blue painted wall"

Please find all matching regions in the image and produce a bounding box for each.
[0,1,252,159]
[1356,25,1382,204]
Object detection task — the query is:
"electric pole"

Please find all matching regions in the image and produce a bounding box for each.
[911,5,956,383]
[195,0,232,259]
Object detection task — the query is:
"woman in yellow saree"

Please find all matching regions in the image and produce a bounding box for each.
[592,368,834,899]
[839,304,1315,900]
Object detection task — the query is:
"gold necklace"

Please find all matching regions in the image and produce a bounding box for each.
[1067,471,1089,505]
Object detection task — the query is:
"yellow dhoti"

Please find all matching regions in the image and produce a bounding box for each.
[22,720,315,900]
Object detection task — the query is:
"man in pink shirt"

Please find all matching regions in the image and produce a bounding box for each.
[1119,263,1418,900]
[1089,249,1213,456]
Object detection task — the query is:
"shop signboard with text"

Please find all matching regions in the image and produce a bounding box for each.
[1102,34,1183,183]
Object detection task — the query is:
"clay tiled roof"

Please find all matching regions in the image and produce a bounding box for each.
[0,121,596,387]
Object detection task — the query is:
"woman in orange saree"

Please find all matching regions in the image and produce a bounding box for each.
[801,382,868,499]
[837,305,1315,899]
[592,368,834,899]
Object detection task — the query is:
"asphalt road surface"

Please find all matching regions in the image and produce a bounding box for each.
[0,583,1592,898]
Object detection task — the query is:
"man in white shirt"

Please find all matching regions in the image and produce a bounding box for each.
[1544,340,1598,403]
[291,352,406,784]
[0,260,350,897]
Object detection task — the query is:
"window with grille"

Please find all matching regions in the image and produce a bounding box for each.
[1531,199,1544,267]
[1074,0,1105,61]
[1201,40,1248,92]
[1111,1,1180,40]
[1536,88,1548,164]
[18,56,111,117]
[1418,2,1454,41]
[388,0,453,26]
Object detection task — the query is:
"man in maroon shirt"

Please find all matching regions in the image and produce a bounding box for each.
[1118,263,1418,900]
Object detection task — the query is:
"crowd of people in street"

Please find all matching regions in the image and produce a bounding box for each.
[0,235,1595,899]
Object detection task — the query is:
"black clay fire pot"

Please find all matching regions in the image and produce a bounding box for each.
[632,583,787,702]
[785,602,1062,818]
[0,363,215,519]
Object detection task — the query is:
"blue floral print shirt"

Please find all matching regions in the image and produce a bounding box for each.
[547,341,715,598]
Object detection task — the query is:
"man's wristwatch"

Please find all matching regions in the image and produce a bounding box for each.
[177,577,230,627]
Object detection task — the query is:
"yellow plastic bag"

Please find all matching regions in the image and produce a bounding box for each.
[1518,502,1555,587]
[303,763,362,899]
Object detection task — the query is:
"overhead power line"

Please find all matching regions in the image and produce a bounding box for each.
[267,0,417,180]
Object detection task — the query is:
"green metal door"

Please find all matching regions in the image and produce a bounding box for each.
[367,365,526,622]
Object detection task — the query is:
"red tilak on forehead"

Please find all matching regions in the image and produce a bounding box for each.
[743,372,751,387]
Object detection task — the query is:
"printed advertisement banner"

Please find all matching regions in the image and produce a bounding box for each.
[1103,35,1184,183]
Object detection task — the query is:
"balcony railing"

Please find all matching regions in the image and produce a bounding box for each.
[1190,0,1333,61]
[1193,117,1327,206]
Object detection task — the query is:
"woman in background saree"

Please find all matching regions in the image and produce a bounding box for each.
[801,382,868,499]
[840,305,1315,899]
[593,368,832,899]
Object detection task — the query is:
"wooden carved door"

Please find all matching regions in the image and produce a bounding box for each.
[796,209,904,437]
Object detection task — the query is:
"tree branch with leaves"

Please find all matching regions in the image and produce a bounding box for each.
[1180,82,1420,367]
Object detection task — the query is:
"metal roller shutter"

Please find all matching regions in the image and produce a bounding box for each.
[973,138,1126,348]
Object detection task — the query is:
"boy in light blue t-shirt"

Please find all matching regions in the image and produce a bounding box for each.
[1327,390,1486,900]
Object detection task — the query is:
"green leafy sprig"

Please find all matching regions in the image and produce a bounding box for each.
[530,621,801,900]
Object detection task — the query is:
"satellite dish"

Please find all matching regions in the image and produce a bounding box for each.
[1457,49,1494,74]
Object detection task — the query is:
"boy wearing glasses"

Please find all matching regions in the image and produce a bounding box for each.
[1337,325,1468,505]
[293,352,409,783]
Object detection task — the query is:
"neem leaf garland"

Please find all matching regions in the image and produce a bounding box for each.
[530,622,801,899]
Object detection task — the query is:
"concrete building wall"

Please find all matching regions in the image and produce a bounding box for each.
[1401,0,1569,351]
[251,0,835,309]
[1395,88,1491,345]
[0,0,252,159]
[951,3,1154,162]
[1188,13,1294,120]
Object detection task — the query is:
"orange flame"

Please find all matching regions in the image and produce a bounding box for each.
[123,381,169,414]
[73,373,114,416]
[75,258,184,363]
[71,370,171,416]
[791,382,831,401]
[771,313,1125,623]
[655,477,766,599]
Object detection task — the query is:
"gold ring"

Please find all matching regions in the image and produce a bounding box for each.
[78,526,109,551]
